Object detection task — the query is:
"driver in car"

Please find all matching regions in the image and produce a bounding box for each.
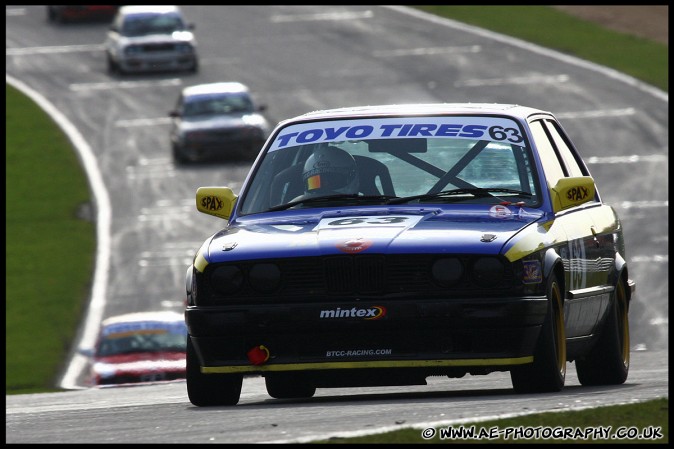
[295,145,360,201]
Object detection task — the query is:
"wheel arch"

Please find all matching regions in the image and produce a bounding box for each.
[543,247,566,300]
[612,251,634,306]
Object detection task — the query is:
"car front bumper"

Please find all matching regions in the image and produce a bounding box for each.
[186,295,548,377]
[118,54,196,73]
[178,137,265,161]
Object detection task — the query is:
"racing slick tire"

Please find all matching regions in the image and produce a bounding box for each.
[106,54,121,75]
[265,373,316,399]
[575,278,630,385]
[186,336,243,406]
[510,273,566,393]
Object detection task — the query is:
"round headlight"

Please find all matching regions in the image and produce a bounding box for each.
[472,257,504,286]
[185,266,195,305]
[249,263,281,293]
[124,45,141,55]
[210,265,243,295]
[432,257,464,287]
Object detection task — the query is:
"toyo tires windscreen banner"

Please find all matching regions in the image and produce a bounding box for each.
[268,116,525,151]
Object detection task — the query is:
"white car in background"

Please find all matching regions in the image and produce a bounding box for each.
[169,82,271,164]
[104,5,198,75]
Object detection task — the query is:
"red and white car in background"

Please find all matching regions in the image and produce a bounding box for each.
[81,311,187,387]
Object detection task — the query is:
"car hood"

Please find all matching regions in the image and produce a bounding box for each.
[93,352,185,375]
[202,205,547,264]
[119,31,194,46]
[179,114,265,132]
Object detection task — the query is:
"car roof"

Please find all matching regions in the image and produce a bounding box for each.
[182,82,250,97]
[118,5,181,16]
[101,311,185,327]
[291,103,551,122]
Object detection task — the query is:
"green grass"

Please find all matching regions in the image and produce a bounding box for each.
[414,6,668,92]
[317,397,668,444]
[6,84,96,394]
[5,4,668,442]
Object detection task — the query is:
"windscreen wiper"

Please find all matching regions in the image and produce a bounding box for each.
[387,188,532,205]
[267,194,395,212]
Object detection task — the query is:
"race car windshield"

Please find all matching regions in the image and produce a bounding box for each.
[97,331,186,356]
[266,194,395,212]
[122,14,185,37]
[183,94,254,117]
[239,115,541,215]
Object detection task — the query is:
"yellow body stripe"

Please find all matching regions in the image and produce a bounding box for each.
[194,240,210,273]
[504,205,619,262]
[201,356,533,374]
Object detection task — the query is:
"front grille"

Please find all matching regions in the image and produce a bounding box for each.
[141,43,178,52]
[98,371,185,385]
[325,255,386,294]
[200,254,519,305]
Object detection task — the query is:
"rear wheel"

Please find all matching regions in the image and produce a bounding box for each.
[576,279,630,385]
[265,373,316,399]
[186,336,242,406]
[511,273,566,393]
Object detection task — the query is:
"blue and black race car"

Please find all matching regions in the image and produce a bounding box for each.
[183,103,635,406]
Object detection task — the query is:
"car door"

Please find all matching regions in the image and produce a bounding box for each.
[529,117,613,339]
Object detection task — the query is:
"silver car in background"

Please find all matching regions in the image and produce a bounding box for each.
[104,5,198,75]
[169,82,271,164]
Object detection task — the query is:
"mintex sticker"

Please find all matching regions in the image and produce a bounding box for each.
[268,116,524,151]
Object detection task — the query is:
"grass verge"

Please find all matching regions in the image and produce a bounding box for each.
[414,6,667,92]
[317,397,668,444]
[5,83,96,394]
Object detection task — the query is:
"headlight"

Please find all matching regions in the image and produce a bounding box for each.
[249,263,281,293]
[176,43,194,53]
[431,257,464,287]
[184,131,209,142]
[185,266,196,306]
[123,45,141,55]
[210,265,243,295]
[471,257,504,286]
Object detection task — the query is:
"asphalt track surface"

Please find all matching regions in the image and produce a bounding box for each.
[6,5,668,444]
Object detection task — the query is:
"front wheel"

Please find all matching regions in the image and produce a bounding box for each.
[106,54,119,75]
[575,278,630,385]
[186,336,243,406]
[511,273,566,393]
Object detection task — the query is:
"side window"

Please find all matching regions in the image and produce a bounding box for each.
[529,120,565,188]
[544,119,585,177]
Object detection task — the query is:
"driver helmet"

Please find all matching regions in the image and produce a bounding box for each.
[302,146,359,194]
